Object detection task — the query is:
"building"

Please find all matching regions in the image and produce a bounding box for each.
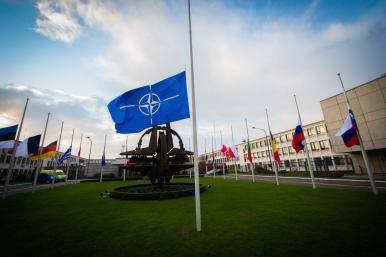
[320,74,386,174]
[199,120,353,173]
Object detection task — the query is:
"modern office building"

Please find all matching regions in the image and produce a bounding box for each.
[320,74,386,174]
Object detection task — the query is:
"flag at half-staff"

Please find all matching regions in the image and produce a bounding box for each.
[335,108,359,147]
[30,140,57,160]
[15,135,41,158]
[0,125,18,149]
[57,146,72,165]
[108,71,190,133]
[270,132,280,162]
[292,120,305,152]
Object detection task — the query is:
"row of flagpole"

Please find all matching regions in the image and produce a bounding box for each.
[203,73,377,195]
[1,99,111,199]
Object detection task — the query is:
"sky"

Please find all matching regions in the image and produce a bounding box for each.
[0,0,385,159]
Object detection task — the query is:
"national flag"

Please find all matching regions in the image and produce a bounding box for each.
[15,135,41,158]
[247,141,252,163]
[205,153,208,164]
[220,144,229,157]
[101,152,106,166]
[270,132,280,162]
[57,146,72,165]
[291,121,305,153]
[30,141,57,160]
[108,71,190,133]
[0,125,18,149]
[227,146,236,158]
[336,108,360,147]
[76,147,81,166]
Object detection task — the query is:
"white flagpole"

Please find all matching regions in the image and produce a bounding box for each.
[65,128,74,183]
[231,125,238,180]
[2,98,29,199]
[213,124,216,177]
[52,121,64,189]
[293,94,316,189]
[188,0,202,232]
[337,73,377,195]
[33,112,50,193]
[100,134,106,183]
[124,136,128,181]
[245,118,254,182]
[205,138,208,174]
[211,135,214,172]
[265,108,280,186]
[75,133,83,182]
[220,130,225,179]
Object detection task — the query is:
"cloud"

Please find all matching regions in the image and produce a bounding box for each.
[35,0,82,43]
[28,0,386,153]
[0,84,134,158]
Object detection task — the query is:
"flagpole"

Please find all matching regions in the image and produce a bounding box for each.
[231,125,238,180]
[245,118,255,182]
[212,135,215,172]
[213,124,216,177]
[75,133,83,182]
[52,121,64,189]
[33,112,50,193]
[188,0,202,232]
[2,98,29,199]
[189,136,192,179]
[124,135,128,181]
[265,108,280,186]
[65,128,74,183]
[205,138,208,174]
[337,73,377,195]
[293,94,316,189]
[220,130,225,179]
[100,134,107,183]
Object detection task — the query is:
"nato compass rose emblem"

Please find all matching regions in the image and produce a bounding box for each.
[119,89,180,125]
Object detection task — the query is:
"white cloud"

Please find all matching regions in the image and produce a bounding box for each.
[35,0,82,43]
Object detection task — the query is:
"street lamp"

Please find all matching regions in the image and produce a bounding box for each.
[86,136,93,177]
[251,126,273,171]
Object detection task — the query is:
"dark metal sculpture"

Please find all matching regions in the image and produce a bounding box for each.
[120,123,193,186]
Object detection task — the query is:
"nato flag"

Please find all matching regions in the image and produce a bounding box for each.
[108,71,190,133]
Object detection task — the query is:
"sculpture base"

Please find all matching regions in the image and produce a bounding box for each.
[110,183,206,200]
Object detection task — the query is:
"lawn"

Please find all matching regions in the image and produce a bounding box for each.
[0,178,385,257]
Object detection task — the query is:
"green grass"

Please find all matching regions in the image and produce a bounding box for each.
[0,178,385,257]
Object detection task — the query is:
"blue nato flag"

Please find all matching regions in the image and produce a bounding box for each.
[108,71,190,133]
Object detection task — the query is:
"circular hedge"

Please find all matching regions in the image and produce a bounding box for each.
[110,183,206,200]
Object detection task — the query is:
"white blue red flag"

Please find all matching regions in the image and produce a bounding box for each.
[336,109,360,147]
[291,121,305,153]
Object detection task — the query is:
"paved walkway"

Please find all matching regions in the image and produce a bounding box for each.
[210,174,386,192]
[1,180,79,197]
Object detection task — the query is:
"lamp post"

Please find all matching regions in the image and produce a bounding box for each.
[252,126,274,171]
[86,136,92,177]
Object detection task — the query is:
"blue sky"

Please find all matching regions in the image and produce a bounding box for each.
[0,0,385,158]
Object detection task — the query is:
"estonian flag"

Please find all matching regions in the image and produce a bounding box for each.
[336,109,360,147]
[0,125,18,149]
[15,135,41,158]
[291,121,305,153]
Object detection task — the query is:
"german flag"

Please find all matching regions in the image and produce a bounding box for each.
[30,141,57,160]
[270,132,280,162]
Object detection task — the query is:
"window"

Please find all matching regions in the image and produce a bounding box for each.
[257,152,261,158]
[260,141,264,147]
[289,147,295,154]
[316,125,326,135]
[307,128,316,136]
[280,135,287,143]
[319,140,329,150]
[262,151,266,157]
[286,134,293,141]
[282,147,288,155]
[310,142,319,151]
